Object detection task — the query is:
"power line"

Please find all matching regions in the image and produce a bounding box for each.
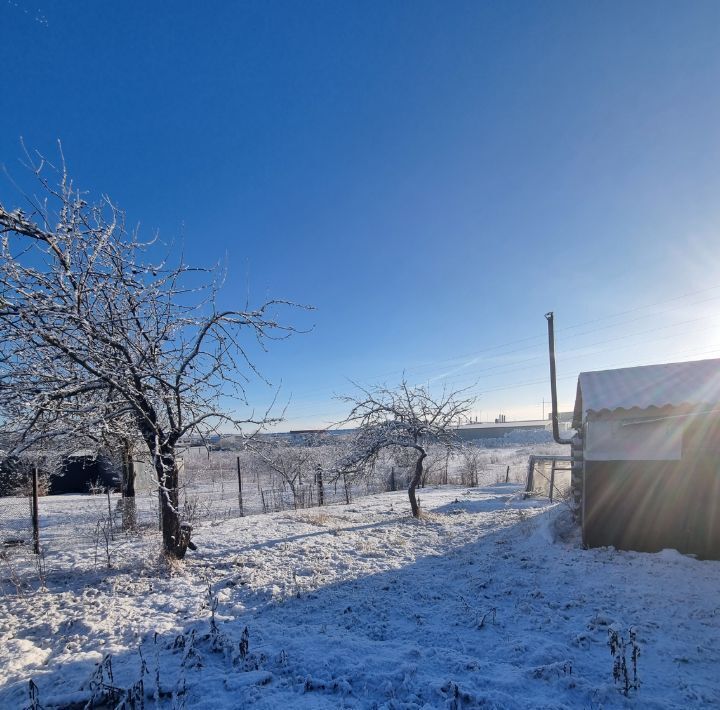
[280,337,720,426]
[283,310,720,416]
[559,283,720,333]
[282,286,720,403]
[269,284,720,426]
[420,319,720,398]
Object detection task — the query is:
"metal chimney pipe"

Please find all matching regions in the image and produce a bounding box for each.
[546,311,572,445]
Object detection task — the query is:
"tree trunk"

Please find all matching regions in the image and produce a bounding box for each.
[121,439,137,531]
[408,449,427,518]
[154,447,192,559]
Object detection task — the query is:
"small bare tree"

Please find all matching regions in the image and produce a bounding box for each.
[0,151,305,558]
[338,380,474,517]
[459,446,483,487]
[251,442,317,509]
[417,445,448,487]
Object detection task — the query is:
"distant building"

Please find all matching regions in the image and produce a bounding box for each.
[453,419,553,441]
[289,429,330,445]
[572,357,720,558]
[178,433,221,448]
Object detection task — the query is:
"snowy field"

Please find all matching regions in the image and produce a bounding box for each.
[1,479,719,708]
[0,435,565,580]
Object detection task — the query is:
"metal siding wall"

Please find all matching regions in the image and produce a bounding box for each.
[583,459,720,559]
[585,417,682,461]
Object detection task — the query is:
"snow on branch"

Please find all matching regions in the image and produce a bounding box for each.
[334,379,475,516]
[0,149,312,557]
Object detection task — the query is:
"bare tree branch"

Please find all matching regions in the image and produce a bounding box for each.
[335,379,474,517]
[0,153,311,558]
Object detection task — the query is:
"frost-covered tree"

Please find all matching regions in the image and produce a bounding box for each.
[338,380,474,517]
[0,366,110,497]
[251,441,319,509]
[458,446,483,487]
[0,152,303,558]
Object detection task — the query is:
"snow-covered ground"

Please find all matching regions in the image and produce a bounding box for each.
[1,481,719,708]
[0,436,567,574]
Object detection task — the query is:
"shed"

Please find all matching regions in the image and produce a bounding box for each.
[50,451,120,494]
[572,357,720,558]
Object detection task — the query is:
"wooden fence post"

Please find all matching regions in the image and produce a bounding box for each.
[524,456,535,498]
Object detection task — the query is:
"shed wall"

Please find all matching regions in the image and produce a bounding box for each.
[583,433,720,559]
[585,417,682,461]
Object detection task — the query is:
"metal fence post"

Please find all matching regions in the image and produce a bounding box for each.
[315,465,324,506]
[236,456,244,517]
[31,466,40,554]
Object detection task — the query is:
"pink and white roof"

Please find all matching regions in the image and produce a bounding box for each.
[573,357,720,423]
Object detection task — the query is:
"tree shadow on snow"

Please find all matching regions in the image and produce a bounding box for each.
[216,517,406,555]
[0,503,578,710]
[431,484,544,515]
[2,484,710,709]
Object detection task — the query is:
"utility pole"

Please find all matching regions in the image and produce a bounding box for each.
[545,312,572,445]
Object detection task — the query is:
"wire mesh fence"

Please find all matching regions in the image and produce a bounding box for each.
[0,494,34,547]
[524,455,572,501]
[0,447,531,588]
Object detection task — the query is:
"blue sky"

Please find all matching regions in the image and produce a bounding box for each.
[2,1,720,429]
